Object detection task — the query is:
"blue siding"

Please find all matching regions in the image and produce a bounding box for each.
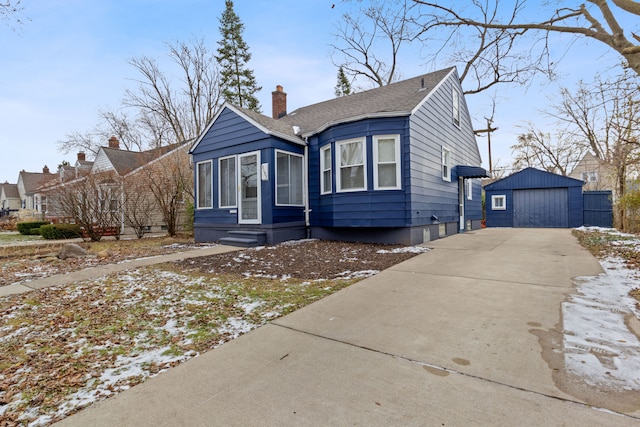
[308,117,411,228]
[408,70,483,228]
[485,168,584,228]
[583,191,613,227]
[191,107,305,232]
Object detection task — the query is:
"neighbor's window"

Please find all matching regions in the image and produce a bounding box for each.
[452,87,461,127]
[491,195,506,210]
[197,160,213,209]
[373,135,401,190]
[337,138,366,192]
[276,150,304,206]
[219,156,237,208]
[466,179,473,200]
[320,145,332,194]
[441,147,451,182]
[581,171,598,183]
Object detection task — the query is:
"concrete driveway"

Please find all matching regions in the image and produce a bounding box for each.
[56,228,640,426]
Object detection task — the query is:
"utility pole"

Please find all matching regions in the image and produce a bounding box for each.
[474,117,498,176]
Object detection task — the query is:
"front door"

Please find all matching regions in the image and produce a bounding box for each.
[238,151,261,224]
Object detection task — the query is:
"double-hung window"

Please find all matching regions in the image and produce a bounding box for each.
[373,135,401,190]
[337,138,366,192]
[441,147,451,182]
[320,145,332,194]
[276,150,304,206]
[219,156,237,208]
[196,160,213,209]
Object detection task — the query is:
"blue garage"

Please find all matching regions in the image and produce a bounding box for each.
[484,168,584,228]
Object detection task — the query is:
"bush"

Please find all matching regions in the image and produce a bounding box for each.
[17,221,50,235]
[39,224,82,240]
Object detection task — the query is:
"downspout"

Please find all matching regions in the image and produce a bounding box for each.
[304,139,311,238]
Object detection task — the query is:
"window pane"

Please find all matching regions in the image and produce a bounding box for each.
[341,165,364,189]
[323,147,331,166]
[220,158,236,207]
[378,164,396,187]
[198,162,212,208]
[321,146,332,194]
[290,155,303,205]
[377,139,396,162]
[323,170,331,193]
[341,141,363,166]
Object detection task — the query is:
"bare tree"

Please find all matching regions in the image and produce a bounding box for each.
[511,122,586,175]
[125,39,223,145]
[331,0,416,88]
[140,145,193,237]
[49,172,124,241]
[412,0,640,79]
[59,38,222,156]
[1,0,26,29]
[122,177,157,239]
[541,71,640,227]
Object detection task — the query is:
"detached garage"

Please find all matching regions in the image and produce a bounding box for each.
[484,168,584,228]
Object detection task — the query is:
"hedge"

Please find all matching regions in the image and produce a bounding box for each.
[39,224,82,240]
[17,221,50,235]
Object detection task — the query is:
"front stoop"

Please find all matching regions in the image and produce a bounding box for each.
[219,230,267,248]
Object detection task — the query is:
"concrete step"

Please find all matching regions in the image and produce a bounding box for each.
[227,230,267,246]
[219,236,260,248]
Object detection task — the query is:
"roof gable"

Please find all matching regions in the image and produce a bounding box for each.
[93,143,186,176]
[484,167,584,191]
[17,171,57,193]
[1,183,19,198]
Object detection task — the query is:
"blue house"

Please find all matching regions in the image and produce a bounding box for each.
[484,168,584,228]
[189,67,488,246]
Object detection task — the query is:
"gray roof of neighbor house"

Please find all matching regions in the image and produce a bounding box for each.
[19,171,57,193]
[102,141,188,176]
[1,182,19,198]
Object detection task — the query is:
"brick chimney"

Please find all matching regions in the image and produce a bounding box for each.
[43,165,50,174]
[77,152,86,162]
[108,136,120,149]
[272,85,287,119]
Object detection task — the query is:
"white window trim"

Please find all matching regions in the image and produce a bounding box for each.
[275,149,305,207]
[491,195,506,210]
[218,155,237,209]
[452,87,461,128]
[466,178,473,200]
[320,144,332,195]
[336,137,367,193]
[196,160,213,209]
[373,134,401,190]
[442,147,451,182]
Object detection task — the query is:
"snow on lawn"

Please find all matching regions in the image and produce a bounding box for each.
[565,227,640,391]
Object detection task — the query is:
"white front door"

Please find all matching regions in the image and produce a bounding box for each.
[459,177,465,231]
[238,151,261,224]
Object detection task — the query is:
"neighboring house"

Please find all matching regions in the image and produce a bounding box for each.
[0,182,20,215]
[44,137,192,235]
[484,168,584,228]
[568,152,616,192]
[58,152,94,183]
[16,166,57,220]
[189,67,488,246]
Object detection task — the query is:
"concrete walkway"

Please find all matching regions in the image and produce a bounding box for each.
[55,228,640,426]
[0,245,241,297]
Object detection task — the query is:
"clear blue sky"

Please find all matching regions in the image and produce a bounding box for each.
[0,0,632,183]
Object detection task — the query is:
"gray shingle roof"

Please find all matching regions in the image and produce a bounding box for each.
[231,67,455,141]
[19,171,57,193]
[103,142,188,176]
[280,67,454,136]
[1,183,19,198]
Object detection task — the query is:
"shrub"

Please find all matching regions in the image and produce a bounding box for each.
[39,224,82,240]
[17,221,50,235]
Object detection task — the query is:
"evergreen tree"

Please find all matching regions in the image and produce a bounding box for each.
[215,0,261,112]
[334,66,352,97]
